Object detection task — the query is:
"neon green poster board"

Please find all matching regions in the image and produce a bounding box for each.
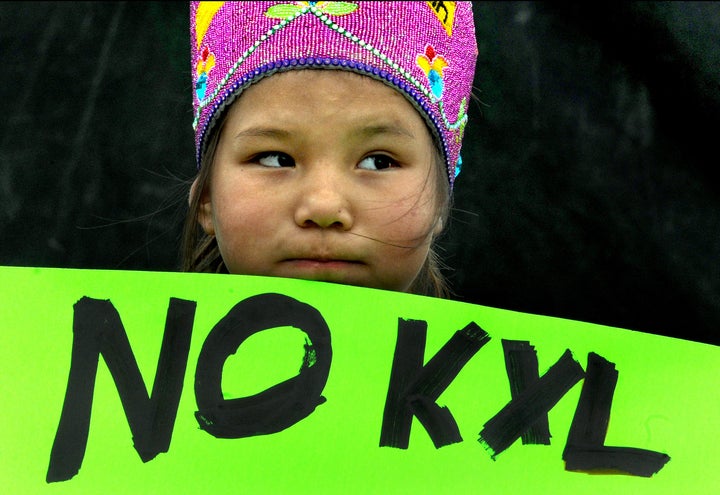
[0,266,718,494]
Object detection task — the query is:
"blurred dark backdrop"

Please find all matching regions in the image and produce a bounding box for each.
[1,2,718,345]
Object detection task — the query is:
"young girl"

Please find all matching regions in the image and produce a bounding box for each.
[182,1,478,297]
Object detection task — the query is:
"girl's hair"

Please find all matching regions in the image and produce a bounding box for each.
[181,111,452,297]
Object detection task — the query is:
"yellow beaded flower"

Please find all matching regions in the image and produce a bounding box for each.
[416,44,448,99]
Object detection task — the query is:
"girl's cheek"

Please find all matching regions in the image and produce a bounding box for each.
[383,205,438,245]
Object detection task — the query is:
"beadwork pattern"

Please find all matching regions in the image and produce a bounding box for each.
[190,1,477,185]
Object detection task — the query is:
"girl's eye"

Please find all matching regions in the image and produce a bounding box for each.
[357,154,398,171]
[254,152,295,168]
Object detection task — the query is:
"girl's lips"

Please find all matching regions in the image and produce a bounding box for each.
[284,258,363,267]
[277,259,366,284]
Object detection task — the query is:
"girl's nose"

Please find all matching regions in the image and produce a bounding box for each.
[294,170,354,230]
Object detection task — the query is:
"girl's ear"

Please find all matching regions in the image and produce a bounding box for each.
[190,177,215,235]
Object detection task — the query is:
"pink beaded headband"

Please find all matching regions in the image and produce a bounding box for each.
[190,1,478,186]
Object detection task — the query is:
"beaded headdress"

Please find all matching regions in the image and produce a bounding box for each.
[190,1,478,185]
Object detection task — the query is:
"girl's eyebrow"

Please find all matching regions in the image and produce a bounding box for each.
[233,127,291,140]
[357,124,416,140]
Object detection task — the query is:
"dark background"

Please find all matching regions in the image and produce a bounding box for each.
[1,2,718,345]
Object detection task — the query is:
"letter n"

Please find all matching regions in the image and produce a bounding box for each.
[46,297,196,483]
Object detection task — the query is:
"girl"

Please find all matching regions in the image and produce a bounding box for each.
[182,1,478,297]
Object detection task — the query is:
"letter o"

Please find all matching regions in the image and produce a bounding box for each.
[194,293,332,438]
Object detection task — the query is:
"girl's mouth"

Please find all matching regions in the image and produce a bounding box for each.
[284,258,363,267]
[277,258,366,284]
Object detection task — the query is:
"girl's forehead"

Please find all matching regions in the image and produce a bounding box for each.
[225,70,429,137]
[235,69,405,103]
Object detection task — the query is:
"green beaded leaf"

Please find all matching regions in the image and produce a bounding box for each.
[321,2,358,16]
[265,4,304,19]
[458,97,467,118]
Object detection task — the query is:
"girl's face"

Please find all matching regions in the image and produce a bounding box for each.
[196,70,442,292]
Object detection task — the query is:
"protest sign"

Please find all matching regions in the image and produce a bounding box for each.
[1,266,718,493]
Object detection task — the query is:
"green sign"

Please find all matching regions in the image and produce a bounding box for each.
[1,266,718,493]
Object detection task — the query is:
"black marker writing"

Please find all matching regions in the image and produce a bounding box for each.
[46,297,196,483]
[380,319,490,449]
[501,339,552,445]
[45,294,671,483]
[479,348,585,458]
[194,293,332,438]
[563,352,671,476]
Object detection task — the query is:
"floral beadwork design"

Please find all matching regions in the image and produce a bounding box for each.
[265,1,358,19]
[416,44,448,99]
[195,45,216,101]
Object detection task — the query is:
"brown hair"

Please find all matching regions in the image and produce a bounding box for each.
[181,111,452,297]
